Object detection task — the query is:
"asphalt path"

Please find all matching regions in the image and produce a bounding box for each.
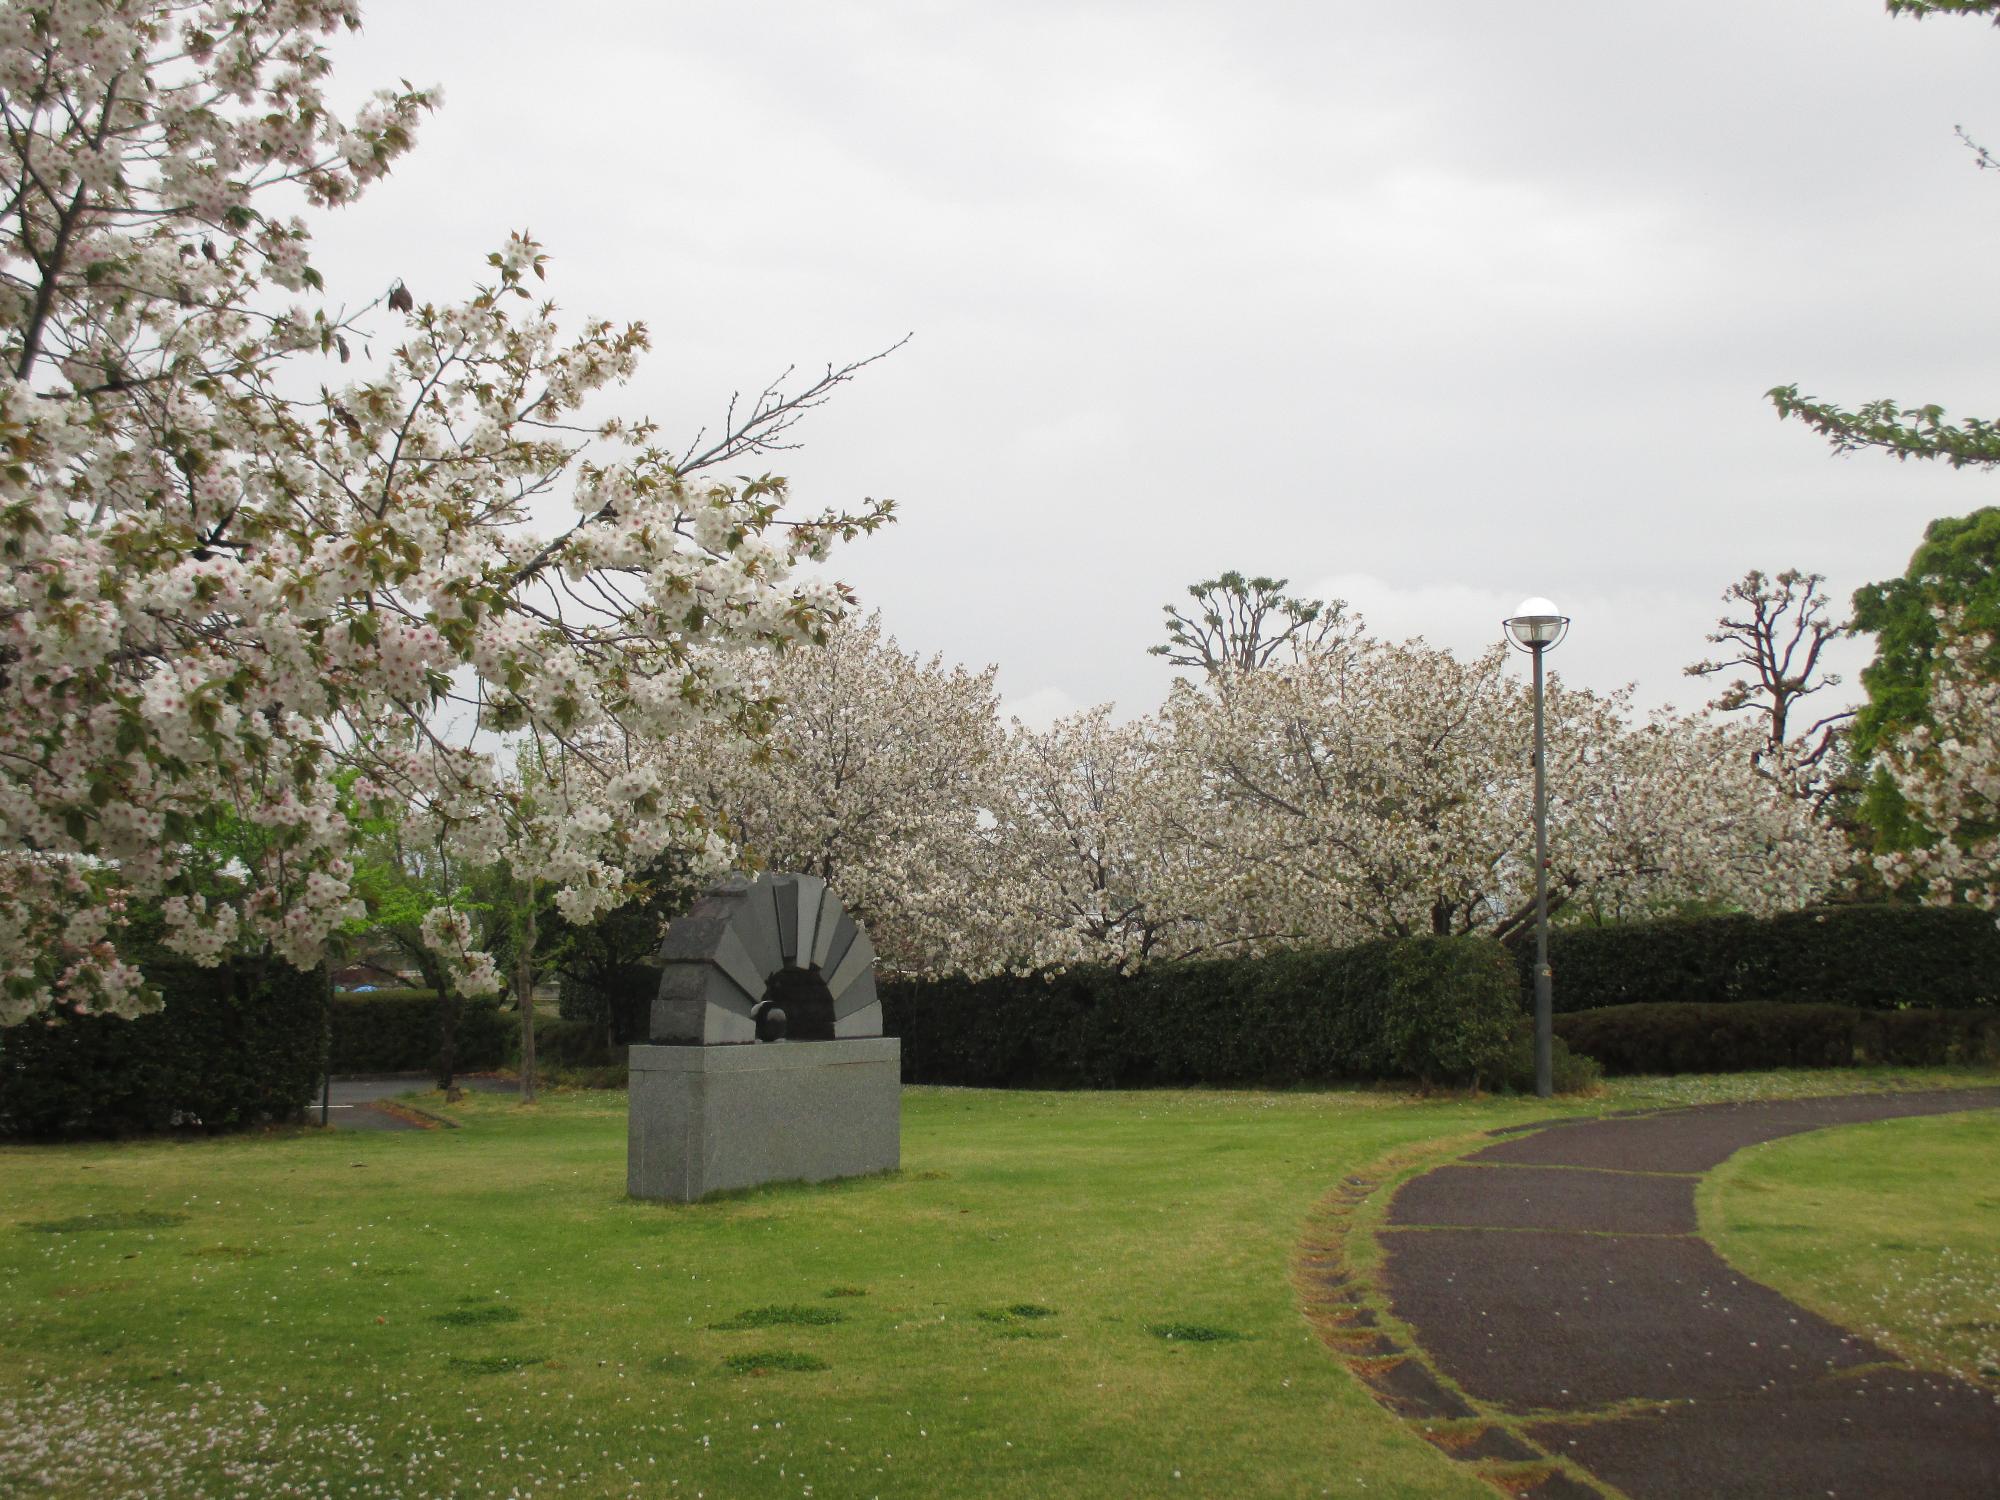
[1378,1087,2000,1500]
[313,1073,515,1131]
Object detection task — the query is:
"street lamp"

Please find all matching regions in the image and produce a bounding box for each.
[1504,597,1570,1099]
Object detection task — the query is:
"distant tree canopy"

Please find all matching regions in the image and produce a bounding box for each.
[1150,572,1351,678]
[1685,567,1852,808]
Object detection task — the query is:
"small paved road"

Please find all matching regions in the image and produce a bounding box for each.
[312,1073,515,1131]
[1380,1088,2000,1500]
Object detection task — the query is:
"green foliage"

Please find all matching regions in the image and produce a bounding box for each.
[1848,509,2000,844]
[1885,2,2000,24]
[517,1016,617,1070]
[540,854,688,1048]
[1555,1001,2000,1075]
[1383,937,1519,1083]
[1480,1023,1604,1096]
[1858,1007,2000,1065]
[1849,512,2000,744]
[1528,904,2000,1013]
[0,958,327,1139]
[883,935,1524,1088]
[328,992,512,1074]
[1770,0,2000,837]
[1149,570,1347,675]
[1768,387,2000,469]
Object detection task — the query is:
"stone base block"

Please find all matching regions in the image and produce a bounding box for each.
[627,1038,901,1203]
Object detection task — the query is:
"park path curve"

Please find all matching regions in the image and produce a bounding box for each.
[1379,1087,2000,1500]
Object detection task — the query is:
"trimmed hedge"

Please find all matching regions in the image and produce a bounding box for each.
[328,992,512,1075]
[517,1015,617,1069]
[1533,905,2000,1013]
[1554,1001,2000,1076]
[0,958,328,1139]
[882,936,1529,1089]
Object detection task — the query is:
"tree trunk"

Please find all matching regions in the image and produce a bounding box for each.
[517,880,538,1104]
[320,962,334,1127]
[416,954,459,1093]
[438,988,463,1093]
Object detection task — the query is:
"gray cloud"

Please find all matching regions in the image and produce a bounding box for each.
[314,0,2000,719]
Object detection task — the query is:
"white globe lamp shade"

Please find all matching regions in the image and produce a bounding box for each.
[1504,597,1569,649]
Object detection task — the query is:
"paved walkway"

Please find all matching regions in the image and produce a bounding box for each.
[313,1073,515,1130]
[1376,1088,2000,1499]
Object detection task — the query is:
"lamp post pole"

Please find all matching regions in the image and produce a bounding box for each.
[1503,598,1569,1101]
[1530,639,1552,1099]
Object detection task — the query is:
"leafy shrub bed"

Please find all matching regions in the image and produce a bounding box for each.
[1554,1001,2000,1075]
[0,959,327,1139]
[883,936,1536,1089]
[329,993,511,1074]
[1534,905,2000,1013]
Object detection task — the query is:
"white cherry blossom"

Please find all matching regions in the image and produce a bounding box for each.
[0,2,890,1021]
[1875,610,2000,918]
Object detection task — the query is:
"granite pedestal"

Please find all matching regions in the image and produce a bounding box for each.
[627,1037,901,1203]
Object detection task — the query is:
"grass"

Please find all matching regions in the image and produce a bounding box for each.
[709,1303,848,1331]
[1702,1106,2000,1388]
[0,1065,1990,1498]
[1147,1322,1242,1342]
[720,1349,832,1375]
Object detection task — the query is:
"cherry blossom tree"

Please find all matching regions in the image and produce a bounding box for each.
[1148,632,1845,954]
[653,613,1023,977]
[1874,610,2000,917]
[0,2,892,1023]
[996,705,1189,968]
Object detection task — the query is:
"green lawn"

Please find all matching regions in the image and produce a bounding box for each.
[1,1068,1991,1499]
[1703,1107,2000,1390]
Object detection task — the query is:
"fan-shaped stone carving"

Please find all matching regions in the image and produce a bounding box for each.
[649,872,881,1045]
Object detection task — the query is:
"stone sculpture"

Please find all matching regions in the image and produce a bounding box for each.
[648,872,882,1044]
[627,872,901,1203]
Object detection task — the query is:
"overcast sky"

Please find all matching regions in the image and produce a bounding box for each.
[313,0,2000,727]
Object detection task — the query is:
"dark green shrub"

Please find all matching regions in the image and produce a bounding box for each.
[519,1016,614,1069]
[1482,1022,1604,1095]
[882,935,1520,1089]
[0,958,327,1139]
[1550,1001,2000,1075]
[1384,937,1519,1083]
[328,992,511,1074]
[1534,905,2000,1012]
[335,985,435,1003]
[1861,1008,2000,1066]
